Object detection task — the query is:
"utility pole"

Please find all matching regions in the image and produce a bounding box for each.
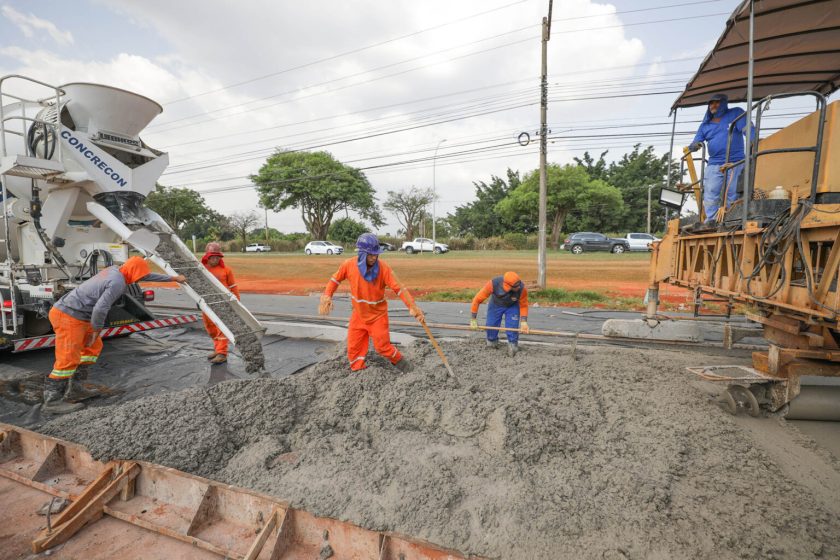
[537,0,553,289]
[432,139,446,252]
[264,207,269,244]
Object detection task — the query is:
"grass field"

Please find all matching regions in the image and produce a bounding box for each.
[212,250,691,310]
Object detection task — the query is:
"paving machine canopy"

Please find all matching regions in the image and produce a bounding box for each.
[672,0,840,110]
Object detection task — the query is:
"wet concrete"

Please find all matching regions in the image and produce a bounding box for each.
[0,324,335,428]
[37,340,840,560]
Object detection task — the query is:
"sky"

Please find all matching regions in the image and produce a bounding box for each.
[0,0,830,235]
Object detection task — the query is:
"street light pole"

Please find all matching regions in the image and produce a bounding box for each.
[432,138,446,252]
[537,0,553,288]
[647,185,654,234]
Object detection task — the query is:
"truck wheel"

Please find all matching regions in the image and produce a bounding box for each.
[612,245,626,254]
[406,246,415,254]
[571,244,583,254]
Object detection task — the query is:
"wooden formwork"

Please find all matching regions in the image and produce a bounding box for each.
[0,423,482,560]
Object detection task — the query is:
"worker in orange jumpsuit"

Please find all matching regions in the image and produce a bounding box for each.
[201,242,240,364]
[318,232,424,372]
[470,271,530,357]
[46,256,185,414]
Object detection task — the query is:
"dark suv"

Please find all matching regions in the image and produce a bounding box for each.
[562,232,629,254]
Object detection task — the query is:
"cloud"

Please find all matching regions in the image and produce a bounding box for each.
[1,5,74,46]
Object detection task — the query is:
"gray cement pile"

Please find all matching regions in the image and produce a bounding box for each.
[41,341,840,559]
[154,236,265,372]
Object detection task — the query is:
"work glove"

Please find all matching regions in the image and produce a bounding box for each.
[318,294,333,316]
[469,318,479,331]
[520,320,530,335]
[409,304,426,324]
[85,329,101,348]
[688,142,703,153]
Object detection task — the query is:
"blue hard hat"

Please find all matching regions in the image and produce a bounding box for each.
[356,232,384,255]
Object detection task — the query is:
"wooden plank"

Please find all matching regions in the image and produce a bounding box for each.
[47,463,115,528]
[745,312,801,335]
[266,507,290,560]
[0,467,72,499]
[243,507,281,560]
[32,462,137,553]
[104,506,235,559]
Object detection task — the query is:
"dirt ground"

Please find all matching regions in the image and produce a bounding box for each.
[171,251,690,306]
[40,340,840,560]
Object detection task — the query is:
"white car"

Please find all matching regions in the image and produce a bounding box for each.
[624,233,660,251]
[401,238,449,254]
[245,243,271,252]
[305,241,344,255]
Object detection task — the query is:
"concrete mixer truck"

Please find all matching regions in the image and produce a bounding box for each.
[0,75,263,367]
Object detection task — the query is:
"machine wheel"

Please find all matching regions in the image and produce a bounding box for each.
[406,246,415,254]
[305,249,312,255]
[571,245,583,254]
[723,385,761,417]
[327,249,333,255]
[722,387,738,415]
[612,245,626,254]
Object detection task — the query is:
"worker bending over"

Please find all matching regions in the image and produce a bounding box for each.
[470,271,530,357]
[201,242,240,364]
[319,232,424,372]
[44,256,185,414]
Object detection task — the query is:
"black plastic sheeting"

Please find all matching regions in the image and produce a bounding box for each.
[0,325,335,428]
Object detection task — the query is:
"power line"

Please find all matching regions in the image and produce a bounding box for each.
[147,13,720,135]
[161,0,533,105]
[160,0,722,107]
[161,89,683,178]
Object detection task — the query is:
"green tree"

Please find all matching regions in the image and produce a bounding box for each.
[180,209,232,241]
[251,151,384,240]
[145,184,213,235]
[564,179,626,233]
[496,164,623,249]
[573,150,609,181]
[450,169,527,237]
[383,187,434,240]
[329,217,369,244]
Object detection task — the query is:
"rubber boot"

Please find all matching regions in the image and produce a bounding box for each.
[73,363,91,381]
[42,378,85,414]
[395,357,411,373]
[210,354,228,364]
[507,343,519,358]
[64,377,100,402]
[486,339,499,349]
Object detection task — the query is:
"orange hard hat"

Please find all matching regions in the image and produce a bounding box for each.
[204,242,223,257]
[503,271,521,290]
[119,256,151,284]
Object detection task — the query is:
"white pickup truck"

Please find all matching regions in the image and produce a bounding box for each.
[624,233,659,251]
[245,243,272,252]
[401,238,449,254]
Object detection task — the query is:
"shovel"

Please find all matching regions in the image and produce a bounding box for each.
[418,319,458,382]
